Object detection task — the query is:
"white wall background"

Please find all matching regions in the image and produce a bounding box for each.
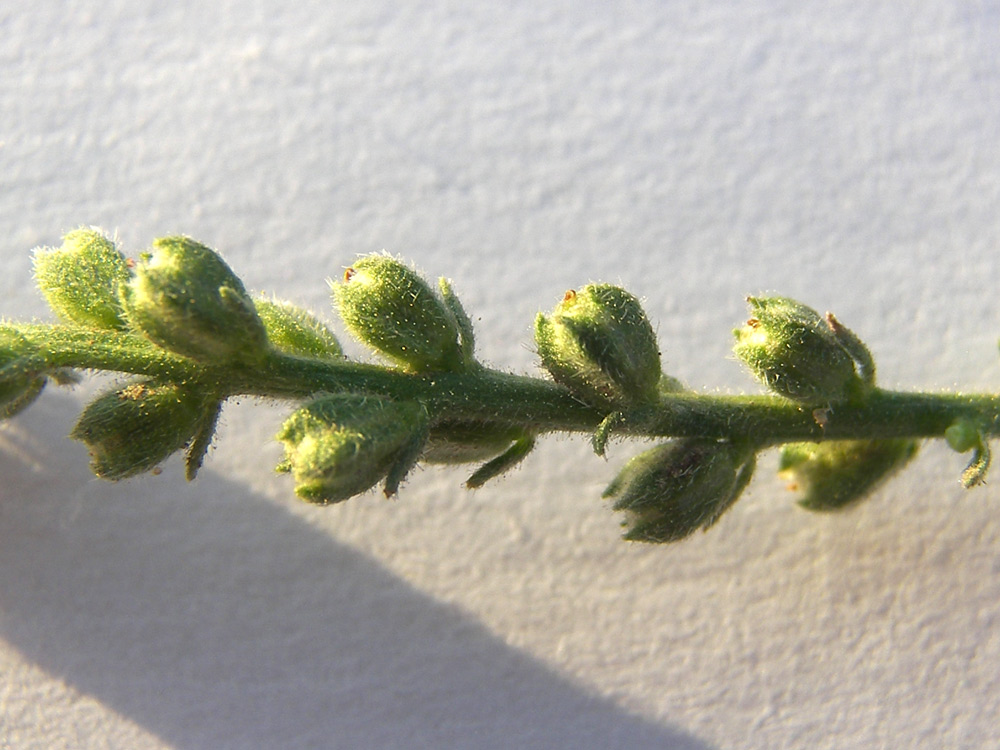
[2,2,999,748]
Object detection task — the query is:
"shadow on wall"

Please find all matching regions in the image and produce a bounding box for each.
[0,393,711,750]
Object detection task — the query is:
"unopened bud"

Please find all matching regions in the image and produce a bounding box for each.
[34,228,131,330]
[276,394,428,504]
[603,438,756,543]
[779,438,919,511]
[71,380,212,479]
[255,298,342,360]
[733,297,872,404]
[0,327,45,419]
[535,284,661,409]
[121,236,268,363]
[332,255,466,373]
[421,421,525,465]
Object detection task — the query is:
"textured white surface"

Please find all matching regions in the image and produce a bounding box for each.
[3,2,1000,748]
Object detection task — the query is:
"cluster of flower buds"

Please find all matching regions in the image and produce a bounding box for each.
[7,227,993,545]
[16,235,544,499]
[25,229,341,482]
[330,254,536,492]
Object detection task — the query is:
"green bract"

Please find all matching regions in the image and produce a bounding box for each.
[944,418,992,488]
[779,439,919,511]
[733,296,872,404]
[34,228,131,330]
[332,254,468,373]
[276,394,428,504]
[255,297,343,360]
[603,438,757,543]
[70,380,214,480]
[121,236,268,364]
[535,284,661,410]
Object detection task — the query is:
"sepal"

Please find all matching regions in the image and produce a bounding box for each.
[34,228,131,330]
[121,236,268,363]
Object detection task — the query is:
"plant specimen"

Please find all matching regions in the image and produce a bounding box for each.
[2,229,996,542]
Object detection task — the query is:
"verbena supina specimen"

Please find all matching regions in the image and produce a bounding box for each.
[2,229,998,542]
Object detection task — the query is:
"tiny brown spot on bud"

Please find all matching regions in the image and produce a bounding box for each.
[563,289,577,303]
[746,318,760,328]
[343,268,356,282]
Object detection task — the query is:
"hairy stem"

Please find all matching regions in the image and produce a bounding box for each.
[13,324,1000,445]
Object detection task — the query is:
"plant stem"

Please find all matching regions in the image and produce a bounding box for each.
[11,324,1000,447]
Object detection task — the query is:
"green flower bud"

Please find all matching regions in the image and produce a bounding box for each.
[276,394,428,504]
[779,438,919,511]
[71,380,213,479]
[421,420,525,465]
[1,375,45,420]
[34,228,131,330]
[0,327,46,419]
[733,297,872,404]
[121,236,268,363]
[255,297,342,360]
[603,438,756,543]
[535,284,661,409]
[332,254,467,373]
